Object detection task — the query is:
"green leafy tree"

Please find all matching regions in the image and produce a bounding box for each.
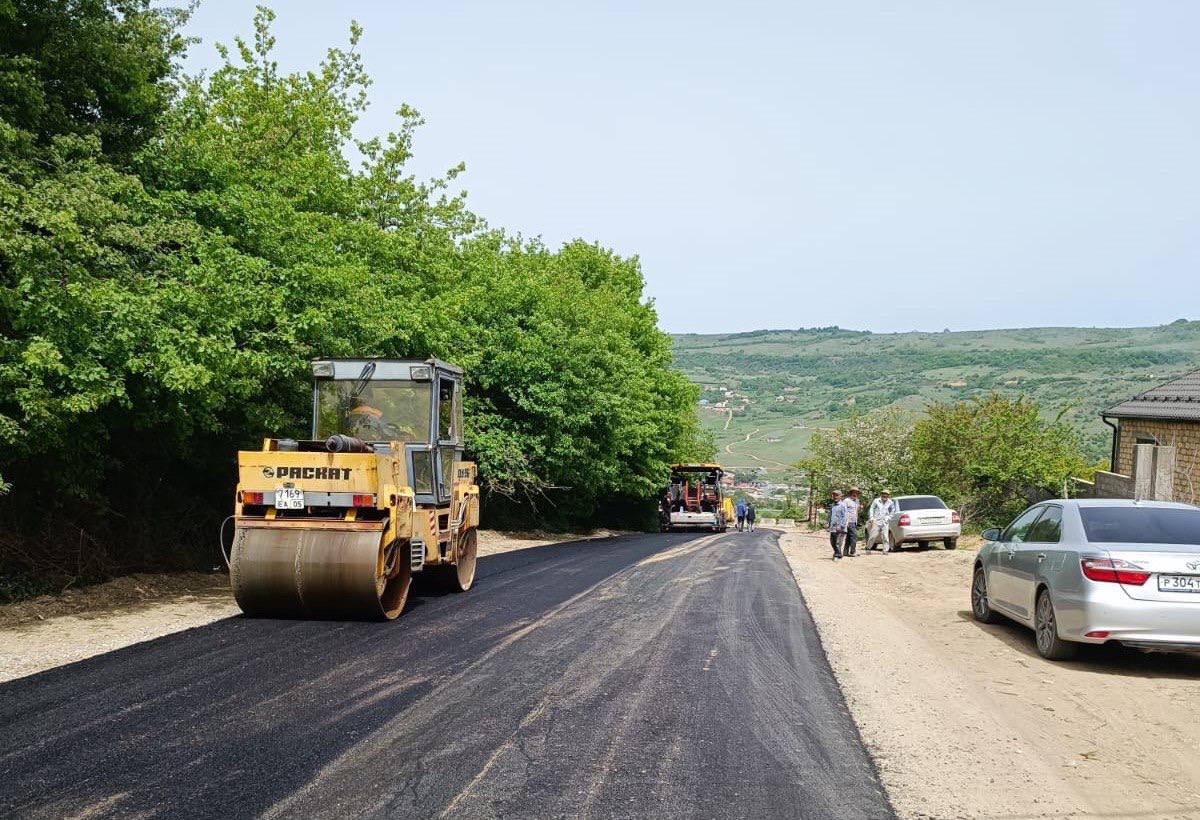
[0,6,711,591]
[435,237,708,523]
[0,0,190,160]
[798,407,916,500]
[775,493,806,521]
[911,394,1092,526]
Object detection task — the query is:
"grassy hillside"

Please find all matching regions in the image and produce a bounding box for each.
[673,320,1200,477]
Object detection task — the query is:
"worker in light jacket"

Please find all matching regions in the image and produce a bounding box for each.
[841,487,861,557]
[868,489,898,554]
[828,490,846,560]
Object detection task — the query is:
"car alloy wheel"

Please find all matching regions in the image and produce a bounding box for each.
[1036,594,1055,653]
[1034,590,1078,661]
[972,567,999,624]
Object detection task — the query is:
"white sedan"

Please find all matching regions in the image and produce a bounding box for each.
[879,495,961,550]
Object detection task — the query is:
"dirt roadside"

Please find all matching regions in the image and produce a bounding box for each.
[0,529,622,684]
[778,528,1200,820]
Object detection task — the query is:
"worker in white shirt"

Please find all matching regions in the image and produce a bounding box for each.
[868,489,899,554]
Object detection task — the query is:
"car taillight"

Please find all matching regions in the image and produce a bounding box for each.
[898,514,911,526]
[352,494,375,507]
[1080,556,1150,586]
[951,510,961,523]
[240,491,264,505]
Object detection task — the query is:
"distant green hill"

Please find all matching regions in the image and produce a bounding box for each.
[672,320,1200,476]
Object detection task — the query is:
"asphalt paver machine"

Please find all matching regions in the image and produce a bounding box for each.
[661,463,731,532]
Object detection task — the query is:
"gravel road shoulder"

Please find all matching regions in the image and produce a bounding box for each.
[778,529,1200,820]
[0,529,622,683]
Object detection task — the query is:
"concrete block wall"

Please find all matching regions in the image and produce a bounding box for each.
[1116,419,1200,504]
[1091,471,1134,498]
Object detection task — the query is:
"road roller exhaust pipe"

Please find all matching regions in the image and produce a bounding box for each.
[325,434,372,453]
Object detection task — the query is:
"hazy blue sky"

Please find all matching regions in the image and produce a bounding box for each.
[181,2,1200,334]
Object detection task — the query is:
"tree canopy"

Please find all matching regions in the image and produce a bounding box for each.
[799,407,915,500]
[910,394,1094,524]
[0,4,710,592]
[0,0,189,159]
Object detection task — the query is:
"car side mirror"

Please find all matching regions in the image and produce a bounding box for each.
[981,527,1002,543]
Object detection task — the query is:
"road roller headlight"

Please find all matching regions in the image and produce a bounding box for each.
[311,360,334,378]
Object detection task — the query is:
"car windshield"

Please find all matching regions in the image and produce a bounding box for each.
[1080,506,1200,545]
[316,380,431,442]
[898,496,947,511]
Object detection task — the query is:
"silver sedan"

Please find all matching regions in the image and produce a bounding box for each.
[971,499,1200,660]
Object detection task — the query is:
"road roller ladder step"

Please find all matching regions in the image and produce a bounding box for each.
[410,541,425,571]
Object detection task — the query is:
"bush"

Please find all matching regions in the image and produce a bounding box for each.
[912,394,1094,526]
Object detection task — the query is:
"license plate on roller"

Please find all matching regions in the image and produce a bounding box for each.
[275,488,304,510]
[1158,574,1200,593]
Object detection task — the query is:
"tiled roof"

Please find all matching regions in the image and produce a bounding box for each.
[1105,368,1200,421]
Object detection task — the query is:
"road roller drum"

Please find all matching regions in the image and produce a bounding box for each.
[230,522,413,620]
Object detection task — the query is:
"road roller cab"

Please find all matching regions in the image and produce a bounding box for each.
[230,359,480,620]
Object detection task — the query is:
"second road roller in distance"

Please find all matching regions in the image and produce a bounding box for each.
[229,358,480,620]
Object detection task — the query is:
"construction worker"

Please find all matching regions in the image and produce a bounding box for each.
[347,402,386,439]
[735,498,747,531]
[745,501,757,532]
[828,490,846,560]
[868,489,898,554]
[347,401,416,441]
[842,487,862,556]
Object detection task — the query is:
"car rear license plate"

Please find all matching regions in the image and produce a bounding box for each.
[1158,574,1200,593]
[275,488,304,510]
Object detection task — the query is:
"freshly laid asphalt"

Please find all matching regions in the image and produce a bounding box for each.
[0,529,893,819]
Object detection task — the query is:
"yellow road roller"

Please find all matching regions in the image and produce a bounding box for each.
[230,359,480,620]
